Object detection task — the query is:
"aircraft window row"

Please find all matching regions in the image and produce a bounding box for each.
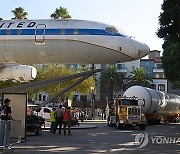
[105,27,118,34]
[0,29,22,35]
[0,29,80,35]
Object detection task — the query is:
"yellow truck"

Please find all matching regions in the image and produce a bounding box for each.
[106,96,147,130]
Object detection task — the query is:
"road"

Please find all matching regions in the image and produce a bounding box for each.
[6,122,180,153]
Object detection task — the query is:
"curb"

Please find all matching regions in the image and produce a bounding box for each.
[42,125,97,130]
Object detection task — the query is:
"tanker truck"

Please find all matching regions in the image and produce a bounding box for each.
[123,86,180,124]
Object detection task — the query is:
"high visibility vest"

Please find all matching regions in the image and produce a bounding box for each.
[50,111,56,122]
[63,110,71,121]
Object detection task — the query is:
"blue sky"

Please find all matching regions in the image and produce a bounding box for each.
[0,0,164,52]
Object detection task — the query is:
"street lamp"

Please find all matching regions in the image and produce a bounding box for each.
[90,87,95,120]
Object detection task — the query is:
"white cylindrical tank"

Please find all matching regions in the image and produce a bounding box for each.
[124,86,180,115]
[0,65,37,82]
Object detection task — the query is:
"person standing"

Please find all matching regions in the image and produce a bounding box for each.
[50,108,56,134]
[54,105,63,135]
[0,98,14,148]
[63,107,72,136]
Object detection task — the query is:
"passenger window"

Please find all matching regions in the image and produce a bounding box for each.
[6,29,11,35]
[17,29,22,35]
[61,29,65,35]
[74,29,78,35]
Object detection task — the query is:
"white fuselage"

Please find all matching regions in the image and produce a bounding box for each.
[0,19,150,64]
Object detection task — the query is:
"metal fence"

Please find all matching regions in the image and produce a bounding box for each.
[0,120,21,151]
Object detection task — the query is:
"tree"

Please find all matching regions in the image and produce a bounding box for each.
[51,7,71,19]
[125,67,152,88]
[157,0,180,85]
[12,7,28,19]
[100,65,124,100]
[31,64,95,100]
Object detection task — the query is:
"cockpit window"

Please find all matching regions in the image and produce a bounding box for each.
[105,27,118,34]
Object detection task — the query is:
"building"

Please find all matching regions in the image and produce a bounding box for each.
[140,50,167,92]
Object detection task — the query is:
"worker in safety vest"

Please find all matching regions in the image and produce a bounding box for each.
[63,106,73,136]
[50,107,56,134]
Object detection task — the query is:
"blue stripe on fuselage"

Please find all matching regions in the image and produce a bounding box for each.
[0,28,126,37]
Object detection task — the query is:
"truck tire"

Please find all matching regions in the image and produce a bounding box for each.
[139,124,146,130]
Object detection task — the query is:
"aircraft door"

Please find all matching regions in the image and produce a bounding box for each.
[35,24,46,43]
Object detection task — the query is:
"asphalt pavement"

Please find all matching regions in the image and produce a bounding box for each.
[1,122,180,154]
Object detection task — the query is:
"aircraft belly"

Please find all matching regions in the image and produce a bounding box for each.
[0,38,133,64]
[45,39,132,64]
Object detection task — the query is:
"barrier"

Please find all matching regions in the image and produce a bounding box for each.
[0,120,21,151]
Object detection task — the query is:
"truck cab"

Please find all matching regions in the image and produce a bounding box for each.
[106,97,147,130]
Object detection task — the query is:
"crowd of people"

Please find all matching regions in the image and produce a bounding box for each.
[50,105,73,136]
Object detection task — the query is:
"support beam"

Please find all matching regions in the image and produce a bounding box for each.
[35,73,92,111]
[0,69,103,93]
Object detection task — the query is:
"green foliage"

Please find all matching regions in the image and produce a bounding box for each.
[157,0,180,41]
[11,7,28,19]
[31,64,95,100]
[126,67,152,88]
[100,65,124,100]
[157,0,180,86]
[162,38,180,83]
[0,80,21,89]
[101,65,124,90]
[51,7,71,19]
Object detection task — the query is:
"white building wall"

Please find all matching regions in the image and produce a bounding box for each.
[153,79,168,92]
[125,60,140,78]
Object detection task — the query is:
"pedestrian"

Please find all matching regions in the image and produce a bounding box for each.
[63,106,73,136]
[50,107,56,134]
[79,110,84,123]
[0,98,14,149]
[54,105,64,135]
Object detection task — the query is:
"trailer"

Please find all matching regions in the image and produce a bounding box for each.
[124,86,180,124]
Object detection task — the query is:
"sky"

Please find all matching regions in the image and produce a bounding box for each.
[0,0,164,52]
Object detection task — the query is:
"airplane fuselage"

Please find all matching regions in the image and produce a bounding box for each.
[0,19,150,64]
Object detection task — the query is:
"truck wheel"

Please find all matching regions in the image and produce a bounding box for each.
[35,127,42,135]
[139,124,146,130]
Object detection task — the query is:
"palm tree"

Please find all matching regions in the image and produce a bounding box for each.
[126,67,152,88]
[100,65,124,100]
[51,7,71,19]
[12,7,28,19]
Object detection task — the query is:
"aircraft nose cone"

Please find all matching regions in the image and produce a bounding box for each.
[137,43,150,58]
